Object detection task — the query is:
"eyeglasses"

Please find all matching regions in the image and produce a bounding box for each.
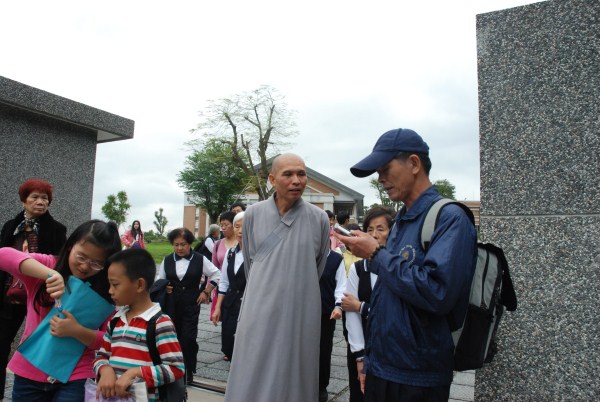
[75,253,105,271]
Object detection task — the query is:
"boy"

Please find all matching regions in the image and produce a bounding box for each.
[93,248,185,401]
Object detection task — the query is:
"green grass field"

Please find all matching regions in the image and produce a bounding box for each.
[145,240,199,264]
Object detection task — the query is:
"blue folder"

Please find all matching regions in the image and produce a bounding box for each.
[18,276,115,383]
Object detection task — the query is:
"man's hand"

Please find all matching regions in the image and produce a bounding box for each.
[330,307,342,320]
[334,231,379,259]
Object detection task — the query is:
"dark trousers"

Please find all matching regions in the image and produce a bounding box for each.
[319,315,336,392]
[0,303,26,399]
[347,344,364,402]
[364,373,451,402]
[220,298,241,360]
[171,292,200,374]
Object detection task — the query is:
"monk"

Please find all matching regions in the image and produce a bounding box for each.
[224,153,330,402]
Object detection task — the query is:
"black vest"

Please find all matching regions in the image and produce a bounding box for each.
[223,247,247,309]
[319,251,343,315]
[163,252,204,298]
[354,260,373,335]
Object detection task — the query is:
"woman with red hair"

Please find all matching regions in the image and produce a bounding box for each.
[0,178,67,402]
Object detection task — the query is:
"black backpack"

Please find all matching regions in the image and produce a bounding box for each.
[193,238,212,261]
[109,312,187,401]
[420,198,517,371]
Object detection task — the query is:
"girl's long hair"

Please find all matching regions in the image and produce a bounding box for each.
[130,220,142,240]
[34,219,121,313]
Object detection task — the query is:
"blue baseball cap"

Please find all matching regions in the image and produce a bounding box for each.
[350,128,429,177]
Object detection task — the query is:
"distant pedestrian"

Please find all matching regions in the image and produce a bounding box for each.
[156,228,220,384]
[212,212,246,361]
[318,249,346,402]
[121,220,145,249]
[229,202,246,214]
[342,206,394,402]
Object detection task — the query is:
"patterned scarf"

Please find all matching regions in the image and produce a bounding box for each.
[13,211,40,236]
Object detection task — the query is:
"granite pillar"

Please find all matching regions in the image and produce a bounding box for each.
[0,76,134,233]
[476,0,599,400]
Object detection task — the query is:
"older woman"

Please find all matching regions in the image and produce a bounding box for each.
[157,228,220,384]
[210,211,237,320]
[341,206,394,402]
[193,223,221,261]
[212,212,246,361]
[0,178,67,402]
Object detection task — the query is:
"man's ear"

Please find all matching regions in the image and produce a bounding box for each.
[409,154,421,174]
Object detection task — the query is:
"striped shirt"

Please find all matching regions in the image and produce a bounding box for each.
[93,303,184,402]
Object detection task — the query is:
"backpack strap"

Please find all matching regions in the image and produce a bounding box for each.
[420,198,475,251]
[108,315,120,337]
[145,311,163,365]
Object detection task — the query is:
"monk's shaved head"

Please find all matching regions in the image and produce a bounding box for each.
[271,153,305,175]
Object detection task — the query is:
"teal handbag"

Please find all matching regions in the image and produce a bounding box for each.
[18,276,115,383]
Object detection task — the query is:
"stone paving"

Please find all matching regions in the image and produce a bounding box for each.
[3,305,474,401]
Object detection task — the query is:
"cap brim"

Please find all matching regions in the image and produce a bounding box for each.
[350,150,396,178]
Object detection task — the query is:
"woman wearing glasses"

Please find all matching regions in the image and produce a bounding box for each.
[0,178,67,402]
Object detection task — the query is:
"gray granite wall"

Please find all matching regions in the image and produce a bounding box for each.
[0,104,97,233]
[0,76,134,235]
[476,0,599,400]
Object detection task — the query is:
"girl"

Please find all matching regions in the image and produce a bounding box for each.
[0,219,121,402]
[121,220,145,249]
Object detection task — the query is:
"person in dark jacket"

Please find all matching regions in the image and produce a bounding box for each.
[337,129,477,402]
[156,228,220,384]
[0,178,67,402]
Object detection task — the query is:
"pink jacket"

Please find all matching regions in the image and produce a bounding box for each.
[0,247,107,383]
[121,229,145,249]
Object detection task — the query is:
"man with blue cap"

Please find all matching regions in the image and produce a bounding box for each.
[336,128,477,401]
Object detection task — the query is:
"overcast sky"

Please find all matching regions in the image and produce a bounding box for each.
[1,0,543,233]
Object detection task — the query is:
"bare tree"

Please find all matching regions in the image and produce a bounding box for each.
[191,85,298,200]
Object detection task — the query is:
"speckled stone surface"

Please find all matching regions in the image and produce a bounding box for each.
[477,0,599,216]
[0,76,134,233]
[476,0,600,400]
[0,76,134,142]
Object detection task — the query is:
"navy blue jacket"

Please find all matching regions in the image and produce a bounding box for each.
[366,186,477,387]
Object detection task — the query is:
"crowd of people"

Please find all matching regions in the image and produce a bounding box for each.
[0,127,477,402]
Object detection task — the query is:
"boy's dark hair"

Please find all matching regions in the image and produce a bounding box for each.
[107,248,156,290]
[325,210,335,220]
[167,227,195,244]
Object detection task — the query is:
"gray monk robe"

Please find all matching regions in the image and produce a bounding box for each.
[224,195,330,402]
